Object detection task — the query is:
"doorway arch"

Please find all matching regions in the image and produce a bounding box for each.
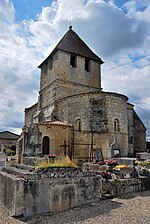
[42,136,50,155]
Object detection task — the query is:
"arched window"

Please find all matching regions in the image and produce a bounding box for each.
[114,118,119,132]
[75,118,82,132]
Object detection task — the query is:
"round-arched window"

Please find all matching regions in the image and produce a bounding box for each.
[75,118,82,132]
[114,118,119,132]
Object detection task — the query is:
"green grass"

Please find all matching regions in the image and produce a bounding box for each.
[35,156,79,169]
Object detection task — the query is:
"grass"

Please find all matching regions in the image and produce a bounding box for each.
[35,156,79,169]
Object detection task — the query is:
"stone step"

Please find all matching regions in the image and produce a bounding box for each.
[101,193,113,199]
[11,164,35,172]
[1,166,35,179]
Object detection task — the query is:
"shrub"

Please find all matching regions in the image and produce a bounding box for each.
[36,155,78,169]
[6,149,16,156]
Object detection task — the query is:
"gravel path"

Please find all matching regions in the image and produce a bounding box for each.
[1,191,150,224]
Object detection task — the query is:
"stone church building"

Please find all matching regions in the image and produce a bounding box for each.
[18,26,146,163]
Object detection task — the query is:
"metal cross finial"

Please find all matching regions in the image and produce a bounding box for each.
[69,20,72,30]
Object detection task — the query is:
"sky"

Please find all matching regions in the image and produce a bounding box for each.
[0,0,150,140]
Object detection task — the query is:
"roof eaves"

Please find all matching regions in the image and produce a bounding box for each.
[39,120,73,127]
[38,28,104,68]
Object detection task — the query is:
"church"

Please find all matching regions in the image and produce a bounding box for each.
[18,26,146,163]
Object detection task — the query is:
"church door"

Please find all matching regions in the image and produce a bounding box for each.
[42,136,50,155]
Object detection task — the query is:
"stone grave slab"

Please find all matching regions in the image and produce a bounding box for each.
[114,157,136,165]
[0,153,6,169]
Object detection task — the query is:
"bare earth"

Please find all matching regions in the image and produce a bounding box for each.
[0,191,150,224]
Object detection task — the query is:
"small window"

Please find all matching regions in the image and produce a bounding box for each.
[39,94,43,108]
[75,118,82,132]
[70,54,77,67]
[85,58,90,72]
[130,136,133,144]
[114,118,119,132]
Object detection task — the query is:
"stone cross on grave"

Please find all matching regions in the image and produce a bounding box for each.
[60,140,70,156]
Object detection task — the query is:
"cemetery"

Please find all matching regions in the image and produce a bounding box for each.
[1,150,150,218]
[0,28,149,218]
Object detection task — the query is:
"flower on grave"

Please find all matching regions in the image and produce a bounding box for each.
[97,161,106,166]
[102,171,112,180]
[48,154,56,158]
[105,159,118,165]
[102,171,109,175]
[114,164,129,169]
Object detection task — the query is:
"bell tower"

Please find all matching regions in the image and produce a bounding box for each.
[38,27,104,109]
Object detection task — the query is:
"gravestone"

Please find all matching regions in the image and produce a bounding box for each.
[0,153,6,169]
[94,148,103,162]
[109,141,120,158]
[136,152,150,160]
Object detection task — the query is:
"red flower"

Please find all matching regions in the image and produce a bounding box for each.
[48,154,56,157]
[105,159,118,165]
[98,161,106,165]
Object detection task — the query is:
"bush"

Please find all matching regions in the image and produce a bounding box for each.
[36,156,79,169]
[6,149,16,156]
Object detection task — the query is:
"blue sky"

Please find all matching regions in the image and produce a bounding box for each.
[0,0,150,141]
[12,0,134,21]
[13,0,51,21]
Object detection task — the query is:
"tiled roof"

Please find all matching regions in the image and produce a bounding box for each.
[0,131,20,140]
[39,120,73,127]
[38,27,104,68]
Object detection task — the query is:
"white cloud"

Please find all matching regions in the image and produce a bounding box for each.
[141,97,150,111]
[24,0,149,59]
[0,0,15,24]
[136,4,150,22]
[0,0,40,134]
[123,0,150,22]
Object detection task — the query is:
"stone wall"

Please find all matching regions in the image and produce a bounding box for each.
[39,124,73,158]
[133,111,146,152]
[23,86,146,160]
[0,169,101,217]
[0,153,6,169]
[127,103,134,156]
[1,166,150,218]
[57,92,109,159]
[40,50,101,92]
[40,51,59,91]
[25,103,38,127]
[0,138,18,153]
[102,177,150,197]
[22,124,73,159]
[57,91,129,158]
[39,50,102,109]
[104,92,129,156]
[127,104,146,156]
[23,124,42,157]
[57,51,101,90]
[89,98,107,132]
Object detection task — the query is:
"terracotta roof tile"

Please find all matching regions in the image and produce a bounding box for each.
[39,120,73,127]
